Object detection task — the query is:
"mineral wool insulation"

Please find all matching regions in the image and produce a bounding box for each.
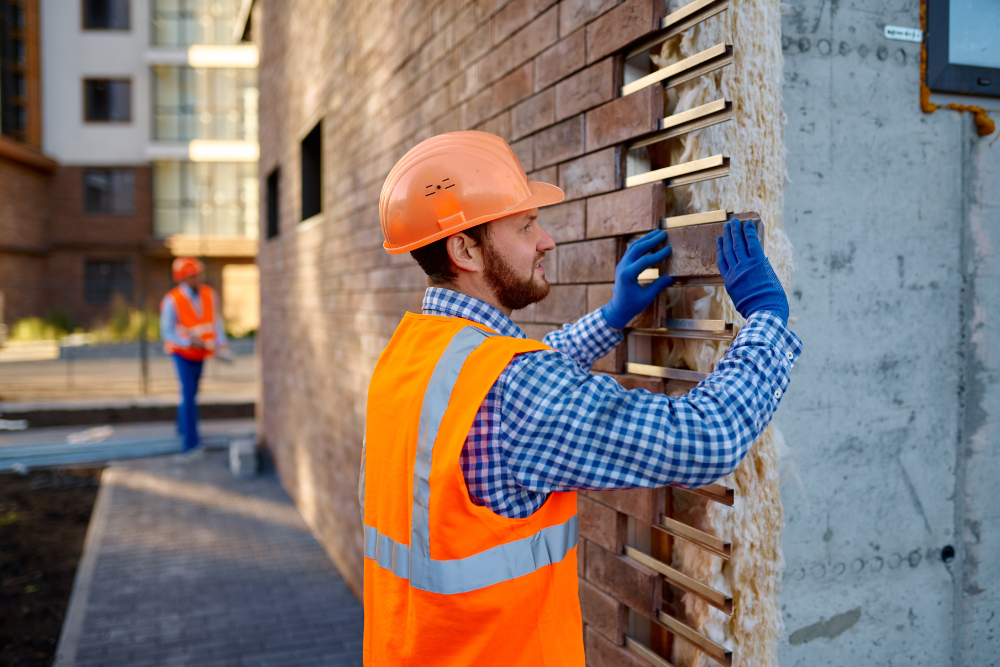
[650,1,792,665]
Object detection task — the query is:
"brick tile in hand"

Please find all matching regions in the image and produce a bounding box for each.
[585,487,665,526]
[584,541,662,619]
[557,238,617,283]
[493,61,535,113]
[558,148,618,200]
[534,28,586,91]
[480,6,559,84]
[585,83,663,152]
[538,199,585,243]
[585,625,651,667]
[533,115,585,169]
[579,495,627,552]
[586,183,665,238]
[512,89,556,140]
[555,58,615,121]
[534,284,587,323]
[559,0,617,37]
[586,0,666,64]
[579,578,627,644]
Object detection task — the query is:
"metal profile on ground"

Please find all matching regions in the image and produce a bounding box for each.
[626,362,709,384]
[678,483,735,506]
[626,0,731,59]
[630,100,734,150]
[625,154,730,189]
[624,545,734,615]
[654,610,733,666]
[660,209,731,229]
[622,44,733,97]
[624,635,676,667]
[654,515,732,560]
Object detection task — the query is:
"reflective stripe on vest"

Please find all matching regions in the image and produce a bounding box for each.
[361,325,579,595]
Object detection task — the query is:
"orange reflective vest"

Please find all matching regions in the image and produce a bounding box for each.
[361,313,584,666]
[162,285,217,361]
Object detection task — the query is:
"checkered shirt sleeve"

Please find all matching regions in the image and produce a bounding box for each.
[422,288,803,518]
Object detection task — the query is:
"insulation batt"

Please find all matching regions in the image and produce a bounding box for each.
[649,1,793,665]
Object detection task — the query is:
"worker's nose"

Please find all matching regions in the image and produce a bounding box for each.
[537,224,556,253]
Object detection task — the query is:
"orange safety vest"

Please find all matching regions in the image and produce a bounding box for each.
[361,314,584,666]
[161,285,217,361]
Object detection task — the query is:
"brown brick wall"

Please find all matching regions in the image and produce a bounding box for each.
[255,0,676,662]
[49,166,153,247]
[0,152,51,323]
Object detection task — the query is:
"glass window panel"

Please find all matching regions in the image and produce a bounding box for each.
[152,67,257,141]
[949,0,1000,69]
[84,168,136,214]
[83,0,130,29]
[153,162,259,238]
[150,0,243,46]
[85,80,131,122]
[84,260,133,304]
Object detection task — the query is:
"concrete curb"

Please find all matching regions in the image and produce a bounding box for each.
[53,468,117,667]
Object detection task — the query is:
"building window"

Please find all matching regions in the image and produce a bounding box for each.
[151,0,242,47]
[83,168,135,214]
[926,0,1000,98]
[0,0,27,141]
[266,167,279,239]
[83,0,130,30]
[301,122,322,221]
[153,161,259,238]
[84,260,133,304]
[84,79,131,122]
[152,66,257,141]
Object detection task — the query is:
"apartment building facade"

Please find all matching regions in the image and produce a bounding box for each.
[0,0,259,335]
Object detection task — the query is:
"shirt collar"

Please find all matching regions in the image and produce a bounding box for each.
[422,287,526,339]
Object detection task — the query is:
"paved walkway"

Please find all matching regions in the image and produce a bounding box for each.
[56,451,363,667]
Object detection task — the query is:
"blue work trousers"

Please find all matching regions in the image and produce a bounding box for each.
[171,354,204,451]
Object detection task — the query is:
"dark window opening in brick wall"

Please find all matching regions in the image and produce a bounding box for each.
[266,167,280,238]
[300,121,322,221]
[84,168,136,214]
[85,79,131,122]
[0,0,27,140]
[83,0,130,30]
[84,260,133,304]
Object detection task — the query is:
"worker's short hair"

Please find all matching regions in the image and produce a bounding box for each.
[410,223,491,285]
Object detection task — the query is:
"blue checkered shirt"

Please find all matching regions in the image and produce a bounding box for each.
[422,287,803,519]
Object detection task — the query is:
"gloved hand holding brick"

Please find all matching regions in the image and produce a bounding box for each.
[716,219,789,324]
[600,229,676,330]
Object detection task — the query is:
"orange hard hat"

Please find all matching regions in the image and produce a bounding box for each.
[379,131,565,254]
[172,257,204,282]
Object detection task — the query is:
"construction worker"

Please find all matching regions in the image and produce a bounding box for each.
[160,257,229,452]
[362,131,801,665]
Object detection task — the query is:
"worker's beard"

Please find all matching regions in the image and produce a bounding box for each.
[482,241,550,312]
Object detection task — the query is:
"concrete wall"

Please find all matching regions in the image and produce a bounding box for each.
[776,0,998,663]
[41,0,150,165]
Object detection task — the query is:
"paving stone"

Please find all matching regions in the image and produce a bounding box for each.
[63,451,363,666]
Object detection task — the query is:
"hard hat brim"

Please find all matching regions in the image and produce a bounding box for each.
[383,180,565,254]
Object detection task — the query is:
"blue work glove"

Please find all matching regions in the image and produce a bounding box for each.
[601,229,676,330]
[716,219,789,324]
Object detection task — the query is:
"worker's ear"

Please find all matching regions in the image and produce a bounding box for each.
[446,232,485,275]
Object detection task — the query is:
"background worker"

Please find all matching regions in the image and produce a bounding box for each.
[362,131,802,666]
[161,257,229,452]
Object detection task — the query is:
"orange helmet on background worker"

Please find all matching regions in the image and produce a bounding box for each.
[172,257,204,282]
[379,131,565,254]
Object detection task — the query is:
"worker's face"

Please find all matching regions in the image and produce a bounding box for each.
[182,272,202,289]
[480,209,556,311]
